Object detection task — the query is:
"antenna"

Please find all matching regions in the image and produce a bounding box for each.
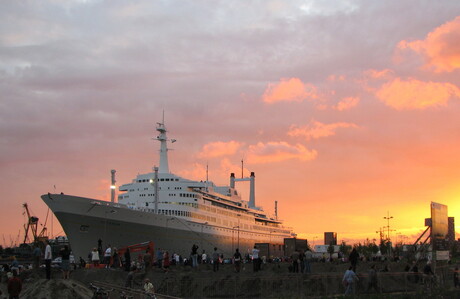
[275,201,278,220]
[241,159,244,178]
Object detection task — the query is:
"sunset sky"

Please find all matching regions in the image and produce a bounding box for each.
[1,1,460,247]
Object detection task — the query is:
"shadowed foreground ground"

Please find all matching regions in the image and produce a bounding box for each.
[1,261,459,298]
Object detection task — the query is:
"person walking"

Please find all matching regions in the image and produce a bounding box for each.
[60,245,71,279]
[367,264,379,293]
[91,247,100,267]
[156,248,163,269]
[212,247,220,272]
[7,270,22,299]
[191,244,199,268]
[233,248,242,273]
[304,249,313,274]
[125,265,136,288]
[143,248,152,271]
[349,248,359,272]
[291,249,300,273]
[44,240,52,280]
[252,246,260,272]
[162,251,170,272]
[342,266,359,295]
[201,250,207,264]
[104,245,112,268]
[32,243,42,270]
[124,248,131,271]
[144,278,155,297]
[112,248,120,268]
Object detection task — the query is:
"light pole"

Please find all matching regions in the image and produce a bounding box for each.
[383,211,394,256]
[383,211,394,241]
[237,226,240,249]
[232,226,239,253]
[104,209,116,244]
[201,222,208,249]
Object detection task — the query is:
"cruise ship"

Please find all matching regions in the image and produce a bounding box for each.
[41,119,295,260]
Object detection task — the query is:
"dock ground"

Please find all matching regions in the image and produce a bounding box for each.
[1,260,459,298]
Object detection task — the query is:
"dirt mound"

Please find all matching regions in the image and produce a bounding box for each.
[20,279,93,299]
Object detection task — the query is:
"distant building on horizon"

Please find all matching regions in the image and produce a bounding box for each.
[324,232,337,246]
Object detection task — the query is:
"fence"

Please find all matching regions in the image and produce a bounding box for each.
[152,266,458,298]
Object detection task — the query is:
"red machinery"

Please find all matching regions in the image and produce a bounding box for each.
[118,241,154,256]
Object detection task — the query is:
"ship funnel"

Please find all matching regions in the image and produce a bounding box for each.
[249,172,255,209]
[110,169,116,202]
[230,173,235,189]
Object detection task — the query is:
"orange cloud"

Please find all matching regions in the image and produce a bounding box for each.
[376,78,460,110]
[288,120,358,140]
[327,74,346,81]
[197,141,243,158]
[246,142,317,164]
[262,78,317,103]
[176,163,208,181]
[334,96,360,111]
[397,16,460,72]
[219,158,250,177]
[364,69,394,79]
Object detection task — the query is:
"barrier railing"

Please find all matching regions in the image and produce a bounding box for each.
[150,268,459,298]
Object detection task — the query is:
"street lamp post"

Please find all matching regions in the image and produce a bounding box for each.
[383,211,394,241]
[201,222,208,249]
[104,209,116,244]
[232,226,239,253]
[383,211,394,256]
[237,226,240,249]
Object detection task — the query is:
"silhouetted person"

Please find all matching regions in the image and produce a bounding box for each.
[124,248,131,271]
[252,246,260,272]
[97,238,103,256]
[212,247,219,272]
[234,249,242,273]
[349,248,359,272]
[191,244,199,268]
[44,240,52,280]
[367,264,379,293]
[343,266,359,295]
[8,270,22,299]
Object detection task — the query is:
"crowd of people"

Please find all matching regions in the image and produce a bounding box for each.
[1,239,459,298]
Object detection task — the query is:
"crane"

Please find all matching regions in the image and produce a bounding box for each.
[22,203,48,245]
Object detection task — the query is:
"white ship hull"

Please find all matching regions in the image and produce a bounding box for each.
[42,193,291,260]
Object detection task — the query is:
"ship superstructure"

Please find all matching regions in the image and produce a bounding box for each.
[42,119,295,260]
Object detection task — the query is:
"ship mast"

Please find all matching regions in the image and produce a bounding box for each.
[156,113,170,174]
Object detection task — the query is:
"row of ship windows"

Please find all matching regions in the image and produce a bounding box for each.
[137,178,180,183]
[122,191,196,198]
[159,209,191,217]
[128,186,182,192]
[145,202,198,208]
[131,204,285,234]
